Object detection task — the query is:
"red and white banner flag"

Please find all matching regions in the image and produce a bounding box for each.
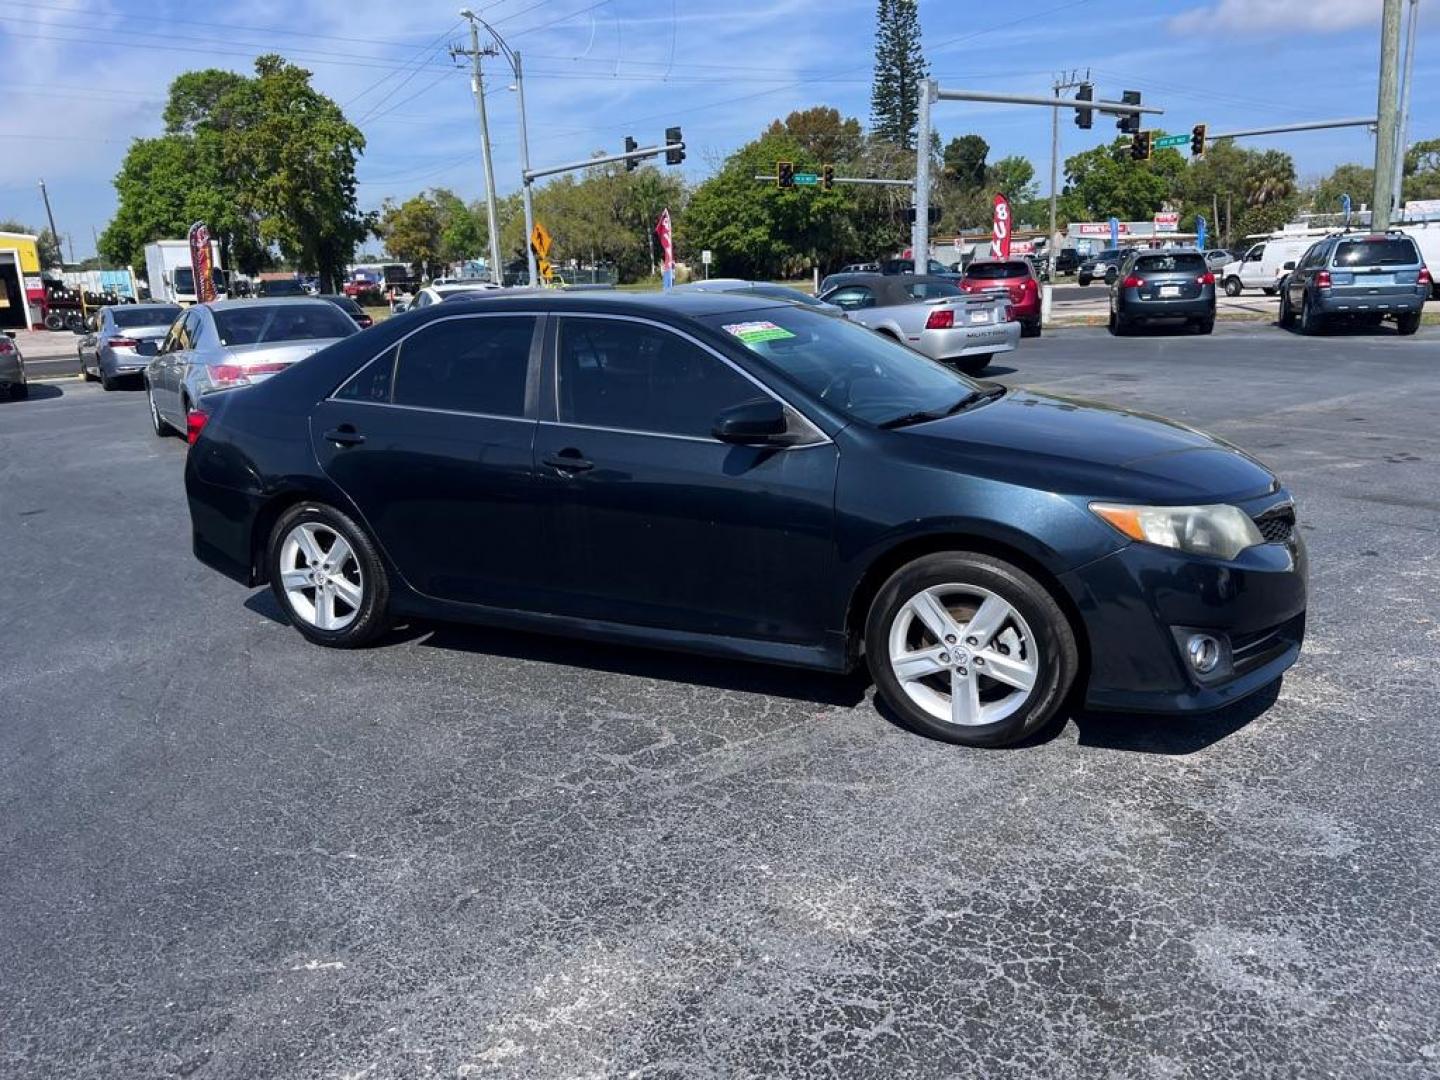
[990,194,1012,259]
[188,221,217,303]
[655,208,674,271]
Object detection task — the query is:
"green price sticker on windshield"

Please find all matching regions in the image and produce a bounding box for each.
[723,321,795,344]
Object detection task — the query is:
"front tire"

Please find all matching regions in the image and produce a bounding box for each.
[865,552,1078,748]
[1223,276,1242,297]
[1278,288,1295,328]
[267,503,391,648]
[1104,268,1118,286]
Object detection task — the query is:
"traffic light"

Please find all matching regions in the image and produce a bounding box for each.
[624,135,638,172]
[821,164,835,190]
[777,161,794,188]
[665,126,684,166]
[1191,123,1207,158]
[904,206,942,225]
[1117,90,1141,135]
[1131,130,1152,161]
[1074,82,1093,130]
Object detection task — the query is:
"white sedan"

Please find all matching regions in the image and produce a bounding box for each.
[394,281,502,312]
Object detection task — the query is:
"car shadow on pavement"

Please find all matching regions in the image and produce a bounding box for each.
[1061,678,1281,755]
[243,590,870,708]
[3,383,64,402]
[976,365,1017,377]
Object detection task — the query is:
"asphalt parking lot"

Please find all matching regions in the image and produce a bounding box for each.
[3,323,1439,1079]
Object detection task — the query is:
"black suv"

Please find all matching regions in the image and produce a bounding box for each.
[1053,248,1082,275]
[1279,232,1429,335]
[1108,249,1217,335]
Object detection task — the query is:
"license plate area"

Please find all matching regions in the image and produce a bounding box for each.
[1159,285,1180,298]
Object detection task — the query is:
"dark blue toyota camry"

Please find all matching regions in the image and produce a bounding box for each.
[184,291,1306,747]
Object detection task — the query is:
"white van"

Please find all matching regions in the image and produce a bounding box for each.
[1396,221,1440,298]
[1218,235,1316,296]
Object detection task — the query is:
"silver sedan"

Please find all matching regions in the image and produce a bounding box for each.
[819,273,1018,376]
[142,298,358,436]
[78,303,182,390]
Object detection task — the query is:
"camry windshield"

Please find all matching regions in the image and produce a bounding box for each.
[213,304,357,346]
[113,306,180,328]
[700,306,984,426]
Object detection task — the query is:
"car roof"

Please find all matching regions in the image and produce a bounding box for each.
[437,289,794,319]
[204,297,337,311]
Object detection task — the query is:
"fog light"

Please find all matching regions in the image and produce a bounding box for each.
[1186,634,1222,675]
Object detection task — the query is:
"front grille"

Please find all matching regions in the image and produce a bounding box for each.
[1254,504,1295,544]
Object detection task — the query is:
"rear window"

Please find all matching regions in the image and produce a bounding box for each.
[965,261,1029,280]
[1134,253,1206,273]
[213,303,358,346]
[113,306,180,328]
[1333,238,1419,267]
[908,282,961,300]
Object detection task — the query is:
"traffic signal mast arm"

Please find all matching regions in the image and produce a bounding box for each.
[525,138,684,182]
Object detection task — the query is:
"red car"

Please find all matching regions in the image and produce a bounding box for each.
[960,259,1042,338]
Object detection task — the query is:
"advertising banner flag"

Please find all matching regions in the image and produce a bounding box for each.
[1108,216,1120,248]
[188,221,217,303]
[990,194,1012,259]
[1196,214,1208,252]
[655,208,674,289]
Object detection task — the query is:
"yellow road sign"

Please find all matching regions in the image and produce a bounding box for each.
[530,221,552,259]
[537,256,554,283]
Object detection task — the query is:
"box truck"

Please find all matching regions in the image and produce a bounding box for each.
[143,240,226,304]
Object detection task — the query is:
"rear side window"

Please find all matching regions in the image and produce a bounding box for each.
[1333,238,1419,267]
[823,286,877,310]
[334,346,396,403]
[965,261,1029,280]
[391,315,535,417]
[1134,253,1206,273]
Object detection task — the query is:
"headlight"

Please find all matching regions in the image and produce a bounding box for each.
[1090,502,1263,560]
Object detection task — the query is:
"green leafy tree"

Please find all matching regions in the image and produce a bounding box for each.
[988,155,1037,203]
[431,188,488,264]
[1309,163,1373,216]
[943,135,988,189]
[378,195,444,277]
[870,0,928,150]
[1060,136,1186,222]
[764,107,864,167]
[1404,136,1440,202]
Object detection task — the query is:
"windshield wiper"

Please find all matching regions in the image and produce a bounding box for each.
[879,386,1004,429]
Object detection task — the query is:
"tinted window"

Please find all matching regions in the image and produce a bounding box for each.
[322,295,364,317]
[908,282,961,300]
[823,286,877,310]
[557,317,763,438]
[700,307,978,426]
[334,346,396,402]
[212,303,357,346]
[113,305,181,328]
[412,291,433,308]
[1334,238,1419,267]
[391,316,534,416]
[1134,253,1205,273]
[258,279,306,297]
[965,261,1029,280]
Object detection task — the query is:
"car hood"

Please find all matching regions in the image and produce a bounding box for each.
[902,388,1277,503]
[222,339,344,366]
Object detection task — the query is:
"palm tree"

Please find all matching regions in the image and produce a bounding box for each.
[1244,150,1297,208]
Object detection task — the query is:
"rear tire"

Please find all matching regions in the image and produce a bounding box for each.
[146,382,170,436]
[1262,287,1277,297]
[956,354,991,375]
[1021,320,1042,339]
[1077,275,1091,287]
[864,552,1078,748]
[1396,311,1422,336]
[1300,294,1323,335]
[267,503,391,648]
[1108,309,1127,336]
[1195,318,1215,335]
[1223,276,1242,297]
[9,381,28,401]
[100,369,116,391]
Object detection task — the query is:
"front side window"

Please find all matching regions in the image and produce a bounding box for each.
[700,306,980,426]
[391,316,535,416]
[556,317,764,439]
[822,286,877,310]
[1246,245,1265,262]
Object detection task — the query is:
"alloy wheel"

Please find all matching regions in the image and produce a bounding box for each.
[887,584,1039,728]
[278,522,364,631]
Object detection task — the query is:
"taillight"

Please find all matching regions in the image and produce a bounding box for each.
[0,338,13,355]
[1197,272,1215,286]
[1122,274,1144,289]
[1419,267,1432,287]
[925,308,954,330]
[211,362,288,385]
[109,336,140,348]
[1315,270,1332,289]
[186,410,208,445]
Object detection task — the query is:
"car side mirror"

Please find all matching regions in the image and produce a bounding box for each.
[1283,261,1296,271]
[85,314,99,331]
[713,398,791,445]
[392,301,409,313]
[135,339,160,357]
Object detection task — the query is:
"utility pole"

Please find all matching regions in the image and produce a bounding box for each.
[513,51,538,288]
[455,11,505,285]
[37,179,60,267]
[912,79,934,263]
[1372,0,1402,230]
[1048,70,1088,270]
[1393,0,1420,213]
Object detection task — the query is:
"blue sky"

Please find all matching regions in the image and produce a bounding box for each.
[1,0,1434,261]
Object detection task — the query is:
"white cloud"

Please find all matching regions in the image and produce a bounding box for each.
[1170,0,1384,36]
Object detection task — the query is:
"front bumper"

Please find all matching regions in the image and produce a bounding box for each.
[915,320,1020,359]
[1059,527,1307,714]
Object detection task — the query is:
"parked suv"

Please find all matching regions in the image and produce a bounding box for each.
[1279,232,1430,335]
[1108,249,1216,335]
[959,258,1042,337]
[1077,249,1123,287]
[1053,248,1081,275]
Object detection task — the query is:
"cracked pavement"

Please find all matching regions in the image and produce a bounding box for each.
[2,324,1438,1078]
